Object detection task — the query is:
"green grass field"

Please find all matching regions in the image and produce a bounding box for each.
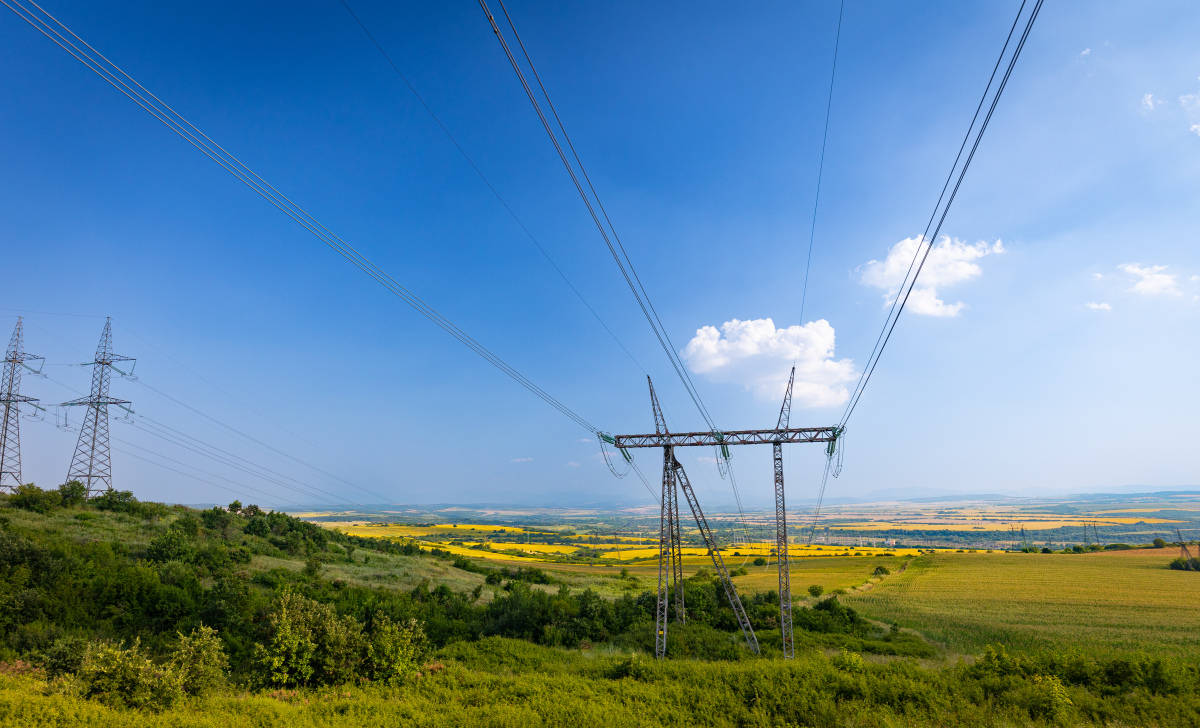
[847,548,1200,657]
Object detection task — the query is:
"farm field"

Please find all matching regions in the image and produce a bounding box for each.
[310,505,1200,661]
[847,548,1200,657]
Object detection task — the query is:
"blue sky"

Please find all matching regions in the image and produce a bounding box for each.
[1,0,1197,508]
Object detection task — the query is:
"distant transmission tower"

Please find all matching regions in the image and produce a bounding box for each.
[61,318,134,496]
[1,318,45,492]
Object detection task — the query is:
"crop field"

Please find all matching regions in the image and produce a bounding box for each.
[846,548,1200,657]
[836,515,1183,531]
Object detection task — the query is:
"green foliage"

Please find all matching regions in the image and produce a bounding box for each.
[57,481,88,507]
[807,584,824,597]
[9,484,61,514]
[41,635,88,678]
[831,648,866,673]
[254,589,364,688]
[363,615,427,685]
[74,640,184,711]
[1153,538,1167,548]
[873,565,891,576]
[146,528,192,562]
[169,626,227,696]
[1168,557,1200,571]
[752,556,767,566]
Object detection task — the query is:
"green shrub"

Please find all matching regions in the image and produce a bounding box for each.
[873,565,891,576]
[752,557,767,566]
[1153,538,1167,548]
[10,484,60,514]
[57,481,88,507]
[832,648,866,673]
[75,640,183,711]
[254,589,364,688]
[807,584,824,597]
[170,626,228,697]
[363,615,426,685]
[146,529,192,562]
[41,635,88,678]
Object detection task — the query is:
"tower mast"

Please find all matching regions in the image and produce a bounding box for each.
[0,318,44,491]
[61,318,134,496]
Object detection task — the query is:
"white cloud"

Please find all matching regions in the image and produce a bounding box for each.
[510,457,534,463]
[1190,124,1200,137]
[566,461,581,468]
[1191,275,1200,282]
[1092,272,1104,280]
[1085,302,1112,311]
[1118,263,1181,296]
[1181,94,1200,110]
[1142,93,1161,111]
[859,236,1004,317]
[1079,48,1091,57]
[682,317,856,406]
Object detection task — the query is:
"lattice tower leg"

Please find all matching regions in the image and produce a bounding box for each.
[774,442,793,658]
[654,445,675,658]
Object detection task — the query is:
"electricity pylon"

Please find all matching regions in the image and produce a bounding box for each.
[61,318,134,496]
[773,367,795,659]
[649,378,685,659]
[614,374,843,658]
[1,318,45,491]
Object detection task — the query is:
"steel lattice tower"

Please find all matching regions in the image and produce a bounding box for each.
[773,367,796,659]
[1,318,44,492]
[62,318,134,496]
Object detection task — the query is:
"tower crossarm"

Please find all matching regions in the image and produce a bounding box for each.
[60,396,131,407]
[614,426,839,449]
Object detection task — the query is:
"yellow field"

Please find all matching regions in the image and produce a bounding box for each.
[601,543,928,560]
[838,516,1180,531]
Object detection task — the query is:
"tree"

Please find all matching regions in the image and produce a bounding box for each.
[227,500,242,515]
[254,589,364,688]
[1153,538,1167,548]
[363,615,427,685]
[807,584,824,598]
[58,480,88,507]
[170,626,228,696]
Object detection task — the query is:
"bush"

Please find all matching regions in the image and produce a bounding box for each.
[170,626,228,696]
[146,529,192,562]
[254,589,364,688]
[58,481,88,507]
[873,565,891,576]
[363,615,427,685]
[41,635,88,678]
[75,640,183,711]
[9,484,60,514]
[752,557,767,566]
[807,584,824,597]
[1153,538,1167,548]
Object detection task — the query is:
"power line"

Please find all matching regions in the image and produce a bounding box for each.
[478,0,717,432]
[39,371,359,505]
[479,0,754,538]
[337,0,646,375]
[839,0,1041,428]
[131,377,390,503]
[797,0,845,326]
[3,0,601,437]
[128,417,353,505]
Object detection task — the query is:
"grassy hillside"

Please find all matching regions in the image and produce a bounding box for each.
[1,485,1199,726]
